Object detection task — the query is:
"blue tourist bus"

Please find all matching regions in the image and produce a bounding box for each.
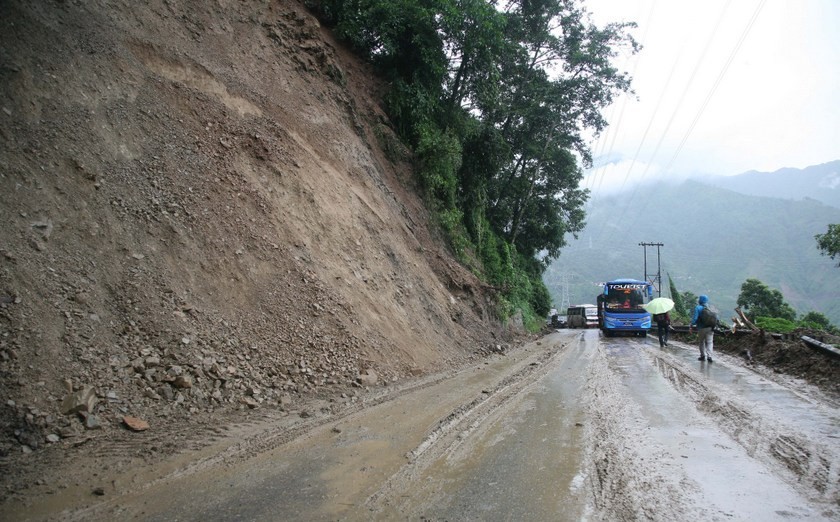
[597,279,654,337]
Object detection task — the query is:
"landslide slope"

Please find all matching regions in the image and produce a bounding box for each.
[0,0,510,483]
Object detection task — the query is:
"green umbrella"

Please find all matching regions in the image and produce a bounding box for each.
[643,297,675,315]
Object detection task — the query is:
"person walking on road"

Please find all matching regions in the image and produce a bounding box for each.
[690,295,716,362]
[654,311,671,347]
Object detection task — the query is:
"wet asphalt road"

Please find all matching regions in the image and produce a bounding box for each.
[602,333,836,520]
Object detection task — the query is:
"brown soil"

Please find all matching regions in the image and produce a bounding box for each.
[0,0,521,506]
[1,0,837,514]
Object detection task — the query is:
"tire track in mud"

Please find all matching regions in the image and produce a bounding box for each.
[586,339,698,521]
[60,367,472,520]
[363,334,580,514]
[650,350,840,506]
[157,375,460,478]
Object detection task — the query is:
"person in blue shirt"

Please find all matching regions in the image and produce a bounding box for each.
[690,295,715,362]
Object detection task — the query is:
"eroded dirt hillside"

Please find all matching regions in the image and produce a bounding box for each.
[0,0,513,475]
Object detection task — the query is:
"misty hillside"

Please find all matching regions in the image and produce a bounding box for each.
[544,179,840,324]
[705,160,840,209]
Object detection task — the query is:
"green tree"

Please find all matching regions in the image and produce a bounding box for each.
[799,311,837,334]
[477,0,637,261]
[668,274,686,318]
[308,0,638,328]
[530,271,552,317]
[736,278,796,321]
[815,223,840,267]
[487,143,588,261]
[438,0,508,117]
[682,291,698,317]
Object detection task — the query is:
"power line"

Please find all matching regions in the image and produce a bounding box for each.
[581,0,771,257]
[585,0,657,194]
[595,0,735,243]
[662,0,768,175]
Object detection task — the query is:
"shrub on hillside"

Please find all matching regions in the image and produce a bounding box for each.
[755,316,797,333]
[798,311,838,335]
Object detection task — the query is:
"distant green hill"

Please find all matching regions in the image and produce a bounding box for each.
[544,180,840,325]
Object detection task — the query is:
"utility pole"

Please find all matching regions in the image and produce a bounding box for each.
[639,242,664,296]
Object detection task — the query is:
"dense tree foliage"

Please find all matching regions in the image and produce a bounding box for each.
[681,290,698,313]
[815,223,840,267]
[799,311,837,333]
[754,317,798,334]
[755,313,837,334]
[737,278,796,322]
[666,276,836,333]
[306,0,637,326]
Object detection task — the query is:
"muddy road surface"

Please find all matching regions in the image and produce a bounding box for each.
[5,330,838,521]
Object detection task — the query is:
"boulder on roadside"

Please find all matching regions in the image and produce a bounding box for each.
[357,369,378,387]
[241,396,260,409]
[60,386,98,415]
[122,416,150,431]
[81,412,102,430]
[172,375,193,389]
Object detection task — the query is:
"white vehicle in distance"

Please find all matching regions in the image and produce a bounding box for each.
[567,304,598,328]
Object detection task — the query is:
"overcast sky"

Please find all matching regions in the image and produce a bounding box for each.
[580,0,840,197]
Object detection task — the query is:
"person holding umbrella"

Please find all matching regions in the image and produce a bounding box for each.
[654,310,671,347]
[643,297,675,348]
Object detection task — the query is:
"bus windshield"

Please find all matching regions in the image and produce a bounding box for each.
[604,283,647,311]
[599,279,652,336]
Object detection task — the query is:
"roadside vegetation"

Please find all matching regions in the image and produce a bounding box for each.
[737,278,838,335]
[815,223,840,267]
[668,274,838,335]
[305,0,638,330]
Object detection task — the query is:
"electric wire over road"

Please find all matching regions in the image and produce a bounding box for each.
[582,0,769,245]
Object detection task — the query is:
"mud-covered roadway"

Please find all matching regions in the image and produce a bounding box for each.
[5,330,839,521]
